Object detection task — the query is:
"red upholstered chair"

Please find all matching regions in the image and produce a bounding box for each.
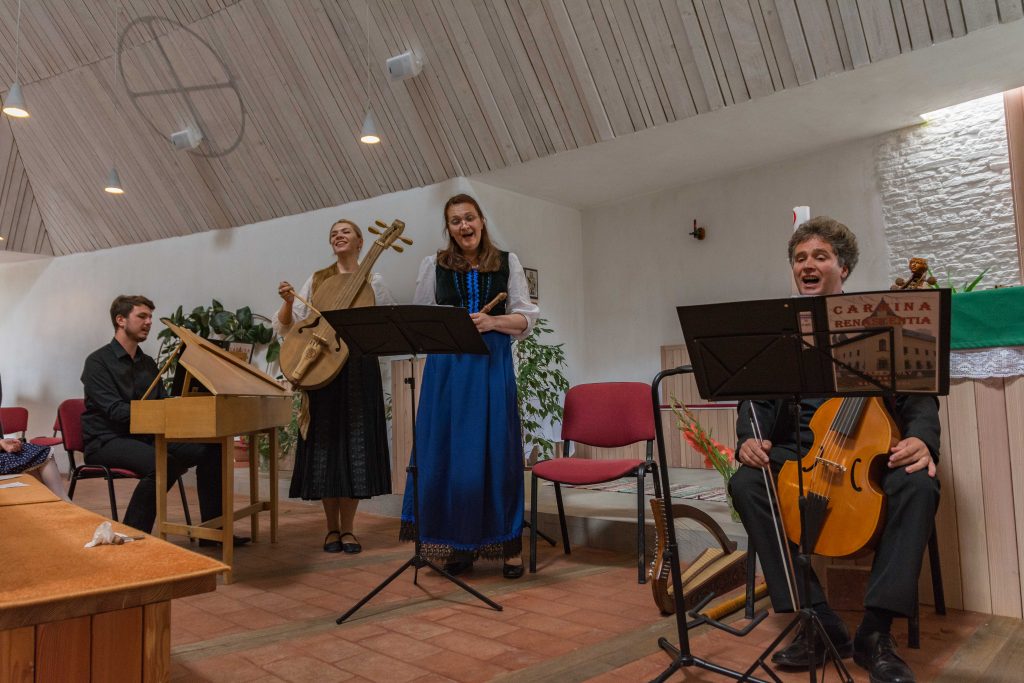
[28,415,63,450]
[59,399,191,526]
[529,382,659,584]
[0,406,29,439]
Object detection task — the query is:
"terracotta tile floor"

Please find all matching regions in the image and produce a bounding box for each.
[65,478,997,682]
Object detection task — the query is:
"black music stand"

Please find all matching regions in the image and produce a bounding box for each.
[320,304,504,623]
[647,366,771,683]
[676,290,950,683]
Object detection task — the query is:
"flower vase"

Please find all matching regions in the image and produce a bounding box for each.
[726,490,741,523]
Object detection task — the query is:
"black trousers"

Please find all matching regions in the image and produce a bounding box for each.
[729,461,939,617]
[86,437,222,534]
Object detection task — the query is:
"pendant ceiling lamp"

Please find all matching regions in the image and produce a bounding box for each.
[359,1,380,144]
[104,167,124,195]
[360,109,380,144]
[105,5,125,195]
[3,0,29,118]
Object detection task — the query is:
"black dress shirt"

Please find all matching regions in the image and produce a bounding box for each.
[81,338,165,454]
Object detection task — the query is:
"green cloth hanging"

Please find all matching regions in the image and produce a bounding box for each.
[951,287,1024,349]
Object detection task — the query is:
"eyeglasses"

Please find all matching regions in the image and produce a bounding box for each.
[448,213,478,227]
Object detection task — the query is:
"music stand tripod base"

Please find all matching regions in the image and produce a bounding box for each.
[318,305,504,623]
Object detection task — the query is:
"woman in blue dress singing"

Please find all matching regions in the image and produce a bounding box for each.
[400,193,539,579]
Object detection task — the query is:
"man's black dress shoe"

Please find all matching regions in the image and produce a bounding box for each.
[503,562,524,579]
[198,535,252,548]
[772,620,854,669]
[854,631,915,683]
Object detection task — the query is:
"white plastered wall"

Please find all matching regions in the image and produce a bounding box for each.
[0,178,584,440]
[580,137,889,384]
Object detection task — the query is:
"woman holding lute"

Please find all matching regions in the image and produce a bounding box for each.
[729,217,940,683]
[399,193,538,579]
[276,218,394,554]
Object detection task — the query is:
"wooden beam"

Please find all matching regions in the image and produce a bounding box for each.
[1004,88,1024,282]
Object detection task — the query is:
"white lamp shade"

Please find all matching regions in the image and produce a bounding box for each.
[360,109,380,144]
[104,167,124,194]
[3,82,29,118]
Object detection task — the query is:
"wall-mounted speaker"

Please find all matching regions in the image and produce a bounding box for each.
[386,51,423,81]
[170,125,203,150]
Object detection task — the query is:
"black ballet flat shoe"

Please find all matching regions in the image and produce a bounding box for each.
[502,562,525,579]
[323,531,343,553]
[339,532,362,554]
[198,534,252,548]
[442,558,474,576]
[854,631,915,683]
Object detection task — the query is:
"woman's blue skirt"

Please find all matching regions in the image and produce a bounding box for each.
[0,442,50,475]
[399,331,524,561]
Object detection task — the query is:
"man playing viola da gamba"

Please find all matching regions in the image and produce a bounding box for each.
[729,216,941,683]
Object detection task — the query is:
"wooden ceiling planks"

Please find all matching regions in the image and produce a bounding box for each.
[0,0,1019,255]
[0,1,239,90]
[721,0,775,99]
[478,0,560,157]
[596,0,659,130]
[634,1,697,120]
[371,0,451,183]
[1000,0,1024,22]
[619,0,672,126]
[796,0,844,78]
[962,1,1001,32]
[0,119,51,256]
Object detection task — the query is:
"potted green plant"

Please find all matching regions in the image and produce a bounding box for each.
[156,300,280,385]
[928,268,988,293]
[513,318,570,462]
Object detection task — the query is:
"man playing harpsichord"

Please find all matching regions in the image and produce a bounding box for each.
[81,294,242,542]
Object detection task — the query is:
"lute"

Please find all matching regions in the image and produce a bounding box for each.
[279,219,411,390]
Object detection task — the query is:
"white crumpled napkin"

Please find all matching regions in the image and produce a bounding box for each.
[84,521,141,548]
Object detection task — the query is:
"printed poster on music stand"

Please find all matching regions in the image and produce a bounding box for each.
[826,290,942,393]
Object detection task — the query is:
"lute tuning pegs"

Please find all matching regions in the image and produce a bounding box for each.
[369,219,410,246]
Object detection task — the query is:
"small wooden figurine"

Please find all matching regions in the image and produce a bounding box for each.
[892,257,938,290]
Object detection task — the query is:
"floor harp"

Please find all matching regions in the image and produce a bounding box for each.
[649,498,765,618]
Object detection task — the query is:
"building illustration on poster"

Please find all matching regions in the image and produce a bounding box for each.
[827,292,940,393]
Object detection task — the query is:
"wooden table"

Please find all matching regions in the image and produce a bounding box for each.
[0,475,225,682]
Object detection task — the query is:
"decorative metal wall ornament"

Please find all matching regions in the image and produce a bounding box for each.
[118,17,246,158]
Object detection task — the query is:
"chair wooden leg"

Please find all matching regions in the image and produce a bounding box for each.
[928,530,946,615]
[636,468,646,584]
[909,528,943,649]
[745,546,758,620]
[178,477,193,527]
[908,602,921,649]
[530,475,538,574]
[554,483,570,554]
[106,476,119,522]
[178,477,194,543]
